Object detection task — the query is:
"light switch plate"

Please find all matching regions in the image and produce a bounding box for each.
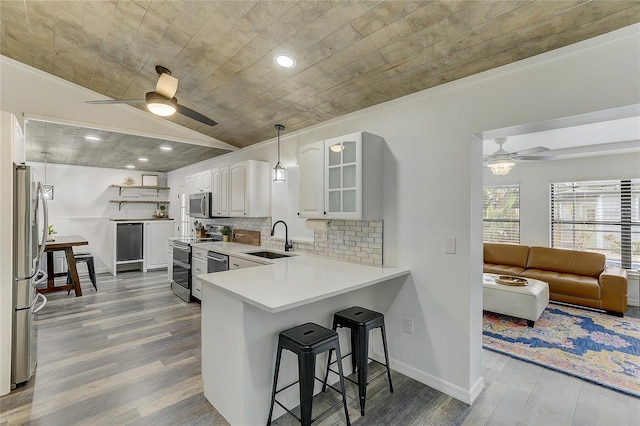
[445,237,456,254]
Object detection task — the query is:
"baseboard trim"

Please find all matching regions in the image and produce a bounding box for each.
[372,350,483,405]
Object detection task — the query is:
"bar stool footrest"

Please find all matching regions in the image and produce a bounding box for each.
[274,375,347,425]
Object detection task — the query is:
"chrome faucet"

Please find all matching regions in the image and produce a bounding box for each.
[271,220,293,252]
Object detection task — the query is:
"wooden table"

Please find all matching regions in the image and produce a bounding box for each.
[42,235,89,297]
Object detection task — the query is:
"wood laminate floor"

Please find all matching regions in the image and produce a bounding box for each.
[1,270,638,425]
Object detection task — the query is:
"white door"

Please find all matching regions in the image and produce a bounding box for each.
[230,162,247,216]
[220,166,229,216]
[298,140,325,218]
[145,221,175,269]
[211,168,220,215]
[324,133,362,219]
[201,169,212,192]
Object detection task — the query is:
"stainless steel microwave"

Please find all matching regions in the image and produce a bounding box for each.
[189,192,212,218]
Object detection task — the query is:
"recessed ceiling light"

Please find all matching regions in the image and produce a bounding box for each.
[84,135,101,141]
[126,164,135,169]
[274,54,296,68]
[160,146,172,151]
[138,157,149,162]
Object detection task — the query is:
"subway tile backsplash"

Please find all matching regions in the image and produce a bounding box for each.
[197,217,383,265]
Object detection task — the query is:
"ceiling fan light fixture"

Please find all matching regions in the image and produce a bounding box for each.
[487,158,516,176]
[145,92,177,116]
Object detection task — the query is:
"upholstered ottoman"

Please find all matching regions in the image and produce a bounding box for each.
[483,273,550,327]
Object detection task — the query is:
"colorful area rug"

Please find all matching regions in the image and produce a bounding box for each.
[483,304,640,397]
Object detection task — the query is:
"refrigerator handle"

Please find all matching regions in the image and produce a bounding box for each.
[33,292,47,314]
[34,270,48,287]
[35,182,49,272]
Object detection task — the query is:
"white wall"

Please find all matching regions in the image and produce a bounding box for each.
[168,25,640,403]
[484,153,640,306]
[27,162,168,274]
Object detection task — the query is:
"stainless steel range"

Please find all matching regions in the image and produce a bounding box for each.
[171,225,227,302]
[171,240,191,302]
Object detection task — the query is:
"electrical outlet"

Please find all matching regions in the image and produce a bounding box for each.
[403,318,413,335]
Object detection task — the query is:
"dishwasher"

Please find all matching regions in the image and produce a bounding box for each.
[207,251,229,273]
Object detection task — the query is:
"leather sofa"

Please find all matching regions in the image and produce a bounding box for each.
[483,243,628,316]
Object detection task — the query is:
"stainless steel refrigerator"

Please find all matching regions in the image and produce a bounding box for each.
[12,164,48,388]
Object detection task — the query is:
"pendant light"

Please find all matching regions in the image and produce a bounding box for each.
[273,124,286,182]
[42,151,54,200]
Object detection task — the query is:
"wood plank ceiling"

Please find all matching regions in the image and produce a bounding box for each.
[1,0,639,168]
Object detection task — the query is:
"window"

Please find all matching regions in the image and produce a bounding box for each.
[550,179,640,270]
[483,184,520,244]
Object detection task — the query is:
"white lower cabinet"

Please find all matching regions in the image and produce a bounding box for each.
[229,256,265,270]
[191,248,208,301]
[145,221,176,270]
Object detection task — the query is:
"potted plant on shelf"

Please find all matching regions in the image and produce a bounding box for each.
[47,225,57,241]
[220,226,231,242]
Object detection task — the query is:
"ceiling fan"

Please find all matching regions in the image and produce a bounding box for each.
[484,137,555,175]
[86,65,217,126]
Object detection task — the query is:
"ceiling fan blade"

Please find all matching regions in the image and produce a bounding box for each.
[515,146,549,155]
[156,73,178,99]
[516,155,556,161]
[86,99,146,105]
[176,104,217,126]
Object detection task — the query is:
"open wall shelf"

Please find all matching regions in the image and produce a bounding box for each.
[109,184,170,196]
[109,200,170,211]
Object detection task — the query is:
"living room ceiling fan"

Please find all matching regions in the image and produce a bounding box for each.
[484,137,555,175]
[85,65,217,126]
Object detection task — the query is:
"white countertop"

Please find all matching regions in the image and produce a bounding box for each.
[193,241,411,313]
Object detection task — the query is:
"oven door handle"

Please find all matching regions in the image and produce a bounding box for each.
[173,245,190,253]
[173,260,190,269]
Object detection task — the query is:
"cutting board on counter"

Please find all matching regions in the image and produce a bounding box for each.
[232,229,260,246]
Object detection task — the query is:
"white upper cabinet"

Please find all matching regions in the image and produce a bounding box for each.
[298,131,383,220]
[2,112,25,165]
[185,170,212,193]
[211,167,227,216]
[201,169,212,192]
[229,160,270,217]
[298,140,325,218]
[219,166,230,216]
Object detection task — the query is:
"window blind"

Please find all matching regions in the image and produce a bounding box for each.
[550,179,639,270]
[483,184,520,244]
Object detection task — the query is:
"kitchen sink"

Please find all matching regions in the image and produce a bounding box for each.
[244,250,293,259]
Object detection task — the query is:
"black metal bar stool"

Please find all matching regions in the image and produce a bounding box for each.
[322,306,393,416]
[267,322,351,426]
[67,252,97,293]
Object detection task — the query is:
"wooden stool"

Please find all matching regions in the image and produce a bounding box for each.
[323,306,393,416]
[267,322,351,426]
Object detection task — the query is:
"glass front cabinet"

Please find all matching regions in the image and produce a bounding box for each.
[298,131,383,220]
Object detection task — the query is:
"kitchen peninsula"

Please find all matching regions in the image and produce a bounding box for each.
[194,242,410,425]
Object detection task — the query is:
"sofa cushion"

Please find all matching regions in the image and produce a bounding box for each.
[520,269,601,300]
[483,264,526,275]
[526,246,605,278]
[484,243,530,268]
